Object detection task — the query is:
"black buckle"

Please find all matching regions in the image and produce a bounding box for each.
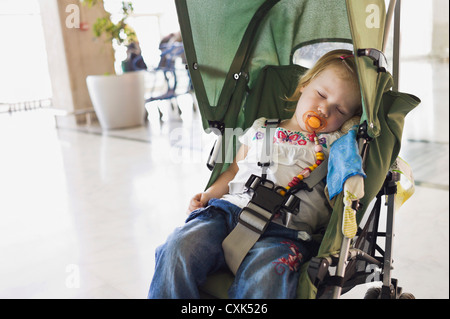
[307,257,330,287]
[357,121,373,142]
[207,121,225,135]
[244,175,300,215]
[381,171,399,196]
[239,175,291,234]
[351,200,361,211]
[264,119,281,126]
[357,48,388,73]
[285,180,312,195]
[282,194,300,215]
[257,161,271,167]
[246,176,285,214]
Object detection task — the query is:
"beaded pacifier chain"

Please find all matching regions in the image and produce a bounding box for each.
[280,111,326,196]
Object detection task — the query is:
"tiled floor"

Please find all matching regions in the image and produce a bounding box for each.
[0,59,448,299]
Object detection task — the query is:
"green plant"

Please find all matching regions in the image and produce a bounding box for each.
[81,0,137,46]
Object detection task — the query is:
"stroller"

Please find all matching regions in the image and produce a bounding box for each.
[146,33,194,120]
[175,0,420,299]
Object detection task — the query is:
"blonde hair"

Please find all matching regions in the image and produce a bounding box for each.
[287,49,362,115]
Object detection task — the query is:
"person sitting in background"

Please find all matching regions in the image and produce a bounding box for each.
[122,42,147,72]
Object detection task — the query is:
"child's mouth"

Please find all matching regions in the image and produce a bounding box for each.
[303,111,327,132]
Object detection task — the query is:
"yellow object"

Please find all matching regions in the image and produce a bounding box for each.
[308,116,321,128]
[341,176,364,239]
[343,205,358,238]
[395,182,414,211]
[391,157,415,211]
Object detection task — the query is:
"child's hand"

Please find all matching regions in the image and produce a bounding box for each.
[187,192,210,214]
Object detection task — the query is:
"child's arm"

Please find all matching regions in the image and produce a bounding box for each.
[187,144,248,213]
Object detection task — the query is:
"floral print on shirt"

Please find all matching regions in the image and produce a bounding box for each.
[253,127,328,148]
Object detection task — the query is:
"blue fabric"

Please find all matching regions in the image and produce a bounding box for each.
[327,127,366,200]
[148,198,312,299]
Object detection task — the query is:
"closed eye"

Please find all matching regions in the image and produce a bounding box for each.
[317,91,326,99]
[336,107,347,115]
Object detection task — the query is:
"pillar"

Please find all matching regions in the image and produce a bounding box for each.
[38,0,115,121]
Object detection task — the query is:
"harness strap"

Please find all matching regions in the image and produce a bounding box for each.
[258,118,280,178]
[303,156,328,190]
[223,119,279,274]
[222,205,272,275]
[222,119,329,275]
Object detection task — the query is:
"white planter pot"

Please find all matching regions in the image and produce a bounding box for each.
[86,71,145,130]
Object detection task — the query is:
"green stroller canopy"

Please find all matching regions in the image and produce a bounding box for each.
[176,0,390,137]
[177,0,350,129]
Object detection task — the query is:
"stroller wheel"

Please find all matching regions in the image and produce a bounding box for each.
[399,292,415,299]
[364,287,381,299]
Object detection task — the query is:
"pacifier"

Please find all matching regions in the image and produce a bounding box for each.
[303,111,327,132]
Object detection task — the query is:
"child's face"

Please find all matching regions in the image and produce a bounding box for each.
[294,65,361,133]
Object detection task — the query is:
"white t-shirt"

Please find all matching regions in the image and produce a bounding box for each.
[222,117,343,234]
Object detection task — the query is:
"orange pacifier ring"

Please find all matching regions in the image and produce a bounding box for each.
[303,111,327,132]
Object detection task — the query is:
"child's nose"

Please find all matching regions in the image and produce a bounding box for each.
[317,104,330,117]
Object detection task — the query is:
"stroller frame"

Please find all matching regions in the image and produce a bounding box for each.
[322,1,407,298]
[310,150,407,299]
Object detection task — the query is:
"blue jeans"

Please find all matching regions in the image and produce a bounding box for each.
[148,199,313,299]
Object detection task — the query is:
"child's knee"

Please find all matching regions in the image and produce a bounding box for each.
[160,231,194,258]
[157,226,207,264]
